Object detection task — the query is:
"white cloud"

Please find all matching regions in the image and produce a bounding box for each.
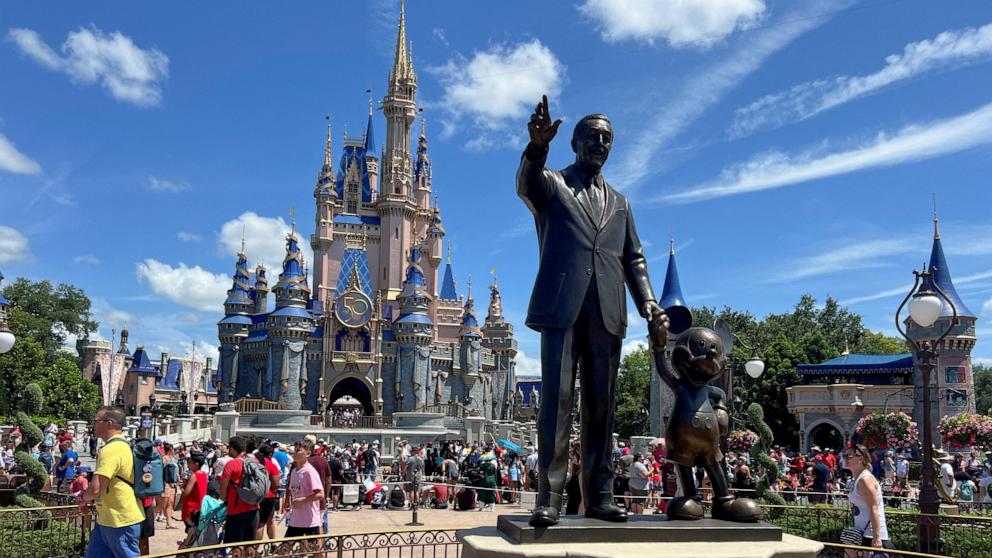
[432,28,449,47]
[0,225,32,263]
[621,338,649,359]
[135,259,229,312]
[611,0,850,191]
[177,231,202,243]
[91,298,139,331]
[773,239,915,283]
[730,22,992,137]
[579,0,765,48]
[514,349,542,377]
[7,27,168,106]
[841,270,992,306]
[664,101,992,204]
[73,254,100,265]
[148,175,190,193]
[430,40,565,140]
[983,297,992,316]
[0,132,42,175]
[218,212,313,274]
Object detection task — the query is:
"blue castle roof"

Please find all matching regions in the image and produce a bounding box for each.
[225,253,253,307]
[440,260,457,300]
[364,111,375,154]
[127,347,158,375]
[659,241,685,310]
[335,248,373,297]
[334,145,374,204]
[274,233,311,296]
[798,353,914,375]
[927,228,974,318]
[404,246,426,289]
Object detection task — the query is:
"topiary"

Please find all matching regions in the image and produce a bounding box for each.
[746,403,786,510]
[20,383,44,416]
[13,452,49,496]
[15,411,44,452]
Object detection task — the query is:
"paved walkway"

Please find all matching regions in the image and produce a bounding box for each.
[148,502,527,556]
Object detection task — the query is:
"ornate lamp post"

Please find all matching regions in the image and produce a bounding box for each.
[75,392,84,421]
[0,271,17,419]
[180,391,189,416]
[895,267,957,554]
[317,394,327,427]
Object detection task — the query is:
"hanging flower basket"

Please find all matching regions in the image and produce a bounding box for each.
[855,411,919,450]
[939,413,992,449]
[727,429,758,453]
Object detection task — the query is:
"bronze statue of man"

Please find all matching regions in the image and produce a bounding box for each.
[517,95,668,527]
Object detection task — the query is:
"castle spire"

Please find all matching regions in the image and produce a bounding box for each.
[364,94,376,153]
[927,210,973,317]
[659,237,686,311]
[322,116,333,173]
[933,192,940,240]
[440,244,458,300]
[390,0,413,84]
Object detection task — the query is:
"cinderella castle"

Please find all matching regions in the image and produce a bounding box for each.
[216,3,518,423]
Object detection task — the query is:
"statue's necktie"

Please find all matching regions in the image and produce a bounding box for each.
[588,177,604,225]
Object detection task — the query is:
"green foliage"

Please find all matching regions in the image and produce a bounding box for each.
[745,403,786,507]
[0,521,85,558]
[15,412,43,451]
[975,364,992,416]
[12,493,45,511]
[13,452,47,496]
[1,277,97,360]
[21,383,44,416]
[0,354,100,422]
[614,347,652,439]
[691,295,905,447]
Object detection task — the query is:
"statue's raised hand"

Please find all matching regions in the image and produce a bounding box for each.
[528,95,562,148]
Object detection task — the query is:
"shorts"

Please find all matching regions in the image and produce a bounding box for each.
[224,510,259,544]
[87,523,141,558]
[617,478,630,494]
[629,487,649,502]
[258,497,279,525]
[286,525,321,537]
[141,504,155,539]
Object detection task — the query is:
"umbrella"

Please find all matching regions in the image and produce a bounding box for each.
[496,438,524,454]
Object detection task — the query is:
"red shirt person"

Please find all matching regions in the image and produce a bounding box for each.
[218,436,260,544]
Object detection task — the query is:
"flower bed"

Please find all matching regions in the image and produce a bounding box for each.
[855,411,918,450]
[727,429,758,453]
[940,413,992,450]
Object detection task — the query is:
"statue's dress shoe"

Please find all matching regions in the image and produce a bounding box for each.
[711,497,763,523]
[584,503,629,522]
[529,506,560,527]
[666,496,704,520]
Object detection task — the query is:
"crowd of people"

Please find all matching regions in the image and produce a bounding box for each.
[3,409,992,557]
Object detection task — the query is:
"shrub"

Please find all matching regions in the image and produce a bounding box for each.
[746,403,786,508]
[20,383,44,416]
[15,411,44,451]
[13,452,48,496]
[0,522,85,558]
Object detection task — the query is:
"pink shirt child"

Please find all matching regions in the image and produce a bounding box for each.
[289,461,321,528]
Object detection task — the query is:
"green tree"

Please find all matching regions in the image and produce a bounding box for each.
[975,364,992,416]
[852,330,907,355]
[735,334,804,448]
[41,356,101,421]
[1,277,97,361]
[614,346,652,439]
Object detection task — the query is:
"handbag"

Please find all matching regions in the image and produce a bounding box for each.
[839,527,863,546]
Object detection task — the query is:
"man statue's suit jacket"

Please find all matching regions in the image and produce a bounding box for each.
[516,145,655,338]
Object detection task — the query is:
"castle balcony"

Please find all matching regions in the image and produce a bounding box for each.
[328,350,375,367]
[786,384,915,415]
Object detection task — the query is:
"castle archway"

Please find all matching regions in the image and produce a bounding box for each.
[807,419,845,453]
[326,375,374,416]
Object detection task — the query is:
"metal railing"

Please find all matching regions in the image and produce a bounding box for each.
[422,403,468,418]
[146,528,462,558]
[309,415,396,429]
[0,504,93,558]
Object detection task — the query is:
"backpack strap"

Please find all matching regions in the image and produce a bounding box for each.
[103,438,136,493]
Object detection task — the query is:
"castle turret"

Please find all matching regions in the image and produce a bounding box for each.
[218,245,253,403]
[312,120,337,305]
[252,263,269,315]
[482,271,517,421]
[907,209,978,438]
[364,99,379,199]
[392,240,434,413]
[266,228,314,402]
[650,238,687,437]
[415,115,432,210]
[117,326,131,357]
[440,245,457,301]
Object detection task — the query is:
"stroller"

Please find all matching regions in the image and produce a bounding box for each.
[186,499,226,552]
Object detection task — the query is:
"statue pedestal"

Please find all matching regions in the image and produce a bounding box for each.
[252,409,311,428]
[457,515,822,558]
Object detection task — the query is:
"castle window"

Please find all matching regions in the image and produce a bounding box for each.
[394,227,399,240]
[944,366,965,384]
[347,201,358,213]
[945,389,968,407]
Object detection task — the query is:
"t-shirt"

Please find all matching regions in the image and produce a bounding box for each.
[630,461,650,491]
[525,453,538,474]
[812,462,829,490]
[263,457,281,499]
[940,463,956,494]
[619,454,634,479]
[896,459,909,477]
[221,456,260,515]
[273,450,289,480]
[289,462,321,528]
[406,455,424,483]
[959,479,975,502]
[94,435,145,528]
[979,476,992,504]
[57,449,78,479]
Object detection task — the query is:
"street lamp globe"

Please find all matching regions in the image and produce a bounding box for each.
[744,356,765,379]
[909,291,942,327]
[0,331,14,354]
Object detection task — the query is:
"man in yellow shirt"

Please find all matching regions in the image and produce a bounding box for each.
[80,406,144,557]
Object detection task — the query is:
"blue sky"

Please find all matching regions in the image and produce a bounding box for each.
[1,0,991,375]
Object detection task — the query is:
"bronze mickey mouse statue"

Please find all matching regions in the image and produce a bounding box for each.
[649,321,763,522]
